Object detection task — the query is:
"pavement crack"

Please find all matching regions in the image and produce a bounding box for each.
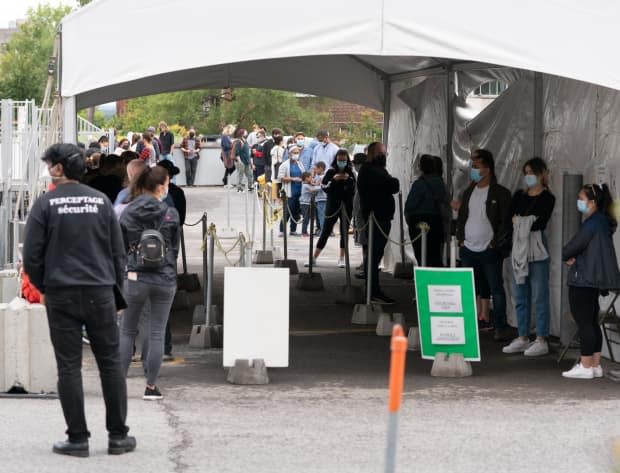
[162,400,193,473]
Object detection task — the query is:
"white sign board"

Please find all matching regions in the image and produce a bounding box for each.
[223,267,289,367]
[428,285,463,313]
[430,317,465,345]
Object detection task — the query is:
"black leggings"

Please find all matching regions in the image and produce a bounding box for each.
[568,286,602,356]
[316,201,352,250]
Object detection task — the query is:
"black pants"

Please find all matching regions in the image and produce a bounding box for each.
[222,166,235,185]
[316,201,352,250]
[164,319,172,355]
[45,286,129,442]
[363,219,391,295]
[568,286,602,356]
[185,158,198,186]
[406,213,444,267]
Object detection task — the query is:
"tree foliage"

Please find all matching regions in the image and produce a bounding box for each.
[0,4,71,103]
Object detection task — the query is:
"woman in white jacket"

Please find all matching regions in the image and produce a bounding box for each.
[277,145,305,235]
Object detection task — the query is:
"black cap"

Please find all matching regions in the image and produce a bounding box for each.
[157,159,180,177]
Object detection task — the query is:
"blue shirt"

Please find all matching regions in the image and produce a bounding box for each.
[290,162,302,197]
[114,187,130,206]
[312,142,339,168]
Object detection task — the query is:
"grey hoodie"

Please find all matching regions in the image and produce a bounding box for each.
[119,194,180,284]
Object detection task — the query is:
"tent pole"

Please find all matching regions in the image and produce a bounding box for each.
[382,79,391,146]
[445,67,455,197]
[62,96,77,144]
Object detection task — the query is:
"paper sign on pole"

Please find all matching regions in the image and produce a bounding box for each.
[414,268,480,361]
[223,267,289,367]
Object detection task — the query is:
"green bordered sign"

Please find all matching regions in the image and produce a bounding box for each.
[414,267,480,361]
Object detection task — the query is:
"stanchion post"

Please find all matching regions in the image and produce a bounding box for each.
[226,184,231,229]
[398,191,406,264]
[384,325,408,473]
[206,224,215,326]
[421,223,429,267]
[180,226,188,274]
[366,212,374,305]
[450,235,457,268]
[308,194,315,275]
[244,188,249,239]
[262,190,267,252]
[282,191,289,260]
[341,206,351,286]
[251,188,257,250]
[201,213,208,321]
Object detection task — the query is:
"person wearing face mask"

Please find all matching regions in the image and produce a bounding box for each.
[114,138,131,156]
[278,145,305,235]
[181,128,200,186]
[561,183,620,379]
[308,149,356,267]
[261,128,283,182]
[251,130,268,181]
[119,166,180,400]
[503,157,555,357]
[23,144,136,457]
[311,129,340,169]
[456,149,513,341]
[356,142,400,304]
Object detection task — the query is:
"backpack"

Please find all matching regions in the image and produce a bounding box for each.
[133,210,170,269]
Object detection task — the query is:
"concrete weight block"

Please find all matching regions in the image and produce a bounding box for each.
[273,259,298,275]
[27,304,56,394]
[430,352,472,378]
[189,324,223,348]
[297,272,324,291]
[253,250,274,265]
[192,305,222,326]
[352,303,380,325]
[3,298,29,392]
[0,270,19,304]
[376,313,394,336]
[407,327,420,351]
[335,285,364,305]
[227,359,269,385]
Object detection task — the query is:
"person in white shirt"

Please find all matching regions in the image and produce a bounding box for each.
[311,130,339,169]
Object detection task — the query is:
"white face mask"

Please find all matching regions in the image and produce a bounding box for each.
[159,186,169,201]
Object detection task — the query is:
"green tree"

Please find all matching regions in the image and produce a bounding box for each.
[0,4,72,103]
[339,111,383,147]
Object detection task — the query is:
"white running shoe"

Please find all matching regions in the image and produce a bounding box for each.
[502,338,530,354]
[593,365,604,378]
[337,258,345,268]
[524,339,549,357]
[562,363,594,379]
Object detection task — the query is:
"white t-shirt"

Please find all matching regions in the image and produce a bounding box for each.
[464,185,494,252]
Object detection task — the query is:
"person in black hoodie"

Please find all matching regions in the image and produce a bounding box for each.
[23,143,135,457]
[357,141,400,304]
[119,166,180,400]
[309,149,356,267]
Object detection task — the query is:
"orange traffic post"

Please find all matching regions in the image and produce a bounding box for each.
[385,324,408,473]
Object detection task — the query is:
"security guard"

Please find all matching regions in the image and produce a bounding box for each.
[23,143,136,457]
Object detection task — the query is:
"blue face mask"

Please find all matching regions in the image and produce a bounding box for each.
[337,161,347,170]
[524,174,538,188]
[577,199,588,214]
[470,168,482,183]
[296,140,305,147]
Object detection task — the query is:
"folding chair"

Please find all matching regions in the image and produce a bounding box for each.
[557,289,620,363]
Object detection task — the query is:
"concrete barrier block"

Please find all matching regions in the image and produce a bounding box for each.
[227,359,269,385]
[407,327,421,351]
[192,305,223,326]
[189,324,223,348]
[0,270,19,304]
[430,352,472,378]
[352,303,380,325]
[297,272,324,291]
[253,250,274,265]
[335,285,364,305]
[4,298,29,391]
[273,259,298,275]
[376,313,394,336]
[27,304,56,394]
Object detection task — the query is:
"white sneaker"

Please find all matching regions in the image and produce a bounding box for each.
[337,258,345,268]
[562,363,594,379]
[524,339,549,357]
[304,258,316,268]
[593,365,604,378]
[502,338,530,354]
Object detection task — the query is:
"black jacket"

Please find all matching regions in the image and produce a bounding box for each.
[456,179,512,255]
[562,211,620,289]
[322,167,355,209]
[23,182,125,292]
[357,162,400,221]
[120,194,180,285]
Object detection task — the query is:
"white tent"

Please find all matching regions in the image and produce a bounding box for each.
[60,0,620,344]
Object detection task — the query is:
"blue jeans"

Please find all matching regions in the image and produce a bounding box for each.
[460,247,507,329]
[514,258,550,337]
[316,200,326,231]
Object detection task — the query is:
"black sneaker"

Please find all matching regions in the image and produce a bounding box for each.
[108,436,137,455]
[371,293,396,305]
[52,439,89,458]
[143,386,163,401]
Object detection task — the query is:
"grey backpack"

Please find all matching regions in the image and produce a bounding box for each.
[134,211,169,269]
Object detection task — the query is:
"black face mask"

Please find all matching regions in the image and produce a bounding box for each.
[189,133,195,138]
[375,154,387,167]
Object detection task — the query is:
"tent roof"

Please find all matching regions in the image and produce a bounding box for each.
[61,0,620,109]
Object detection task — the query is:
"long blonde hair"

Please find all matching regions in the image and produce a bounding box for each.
[222,124,236,137]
